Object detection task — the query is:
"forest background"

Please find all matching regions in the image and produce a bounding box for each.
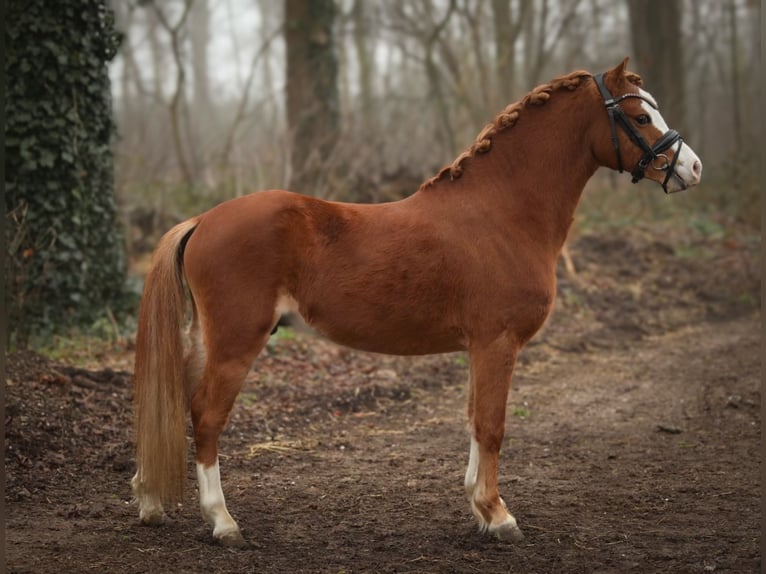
[4,0,761,347]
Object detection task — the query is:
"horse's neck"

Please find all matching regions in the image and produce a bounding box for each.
[421,104,599,256]
[499,127,597,251]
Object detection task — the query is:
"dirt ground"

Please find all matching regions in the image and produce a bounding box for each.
[5,226,761,574]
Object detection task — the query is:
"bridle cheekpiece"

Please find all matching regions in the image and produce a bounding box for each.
[594,73,685,193]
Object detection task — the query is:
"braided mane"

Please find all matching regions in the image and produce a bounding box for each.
[418,69,643,191]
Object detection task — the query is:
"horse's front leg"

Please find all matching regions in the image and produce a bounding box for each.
[464,335,524,542]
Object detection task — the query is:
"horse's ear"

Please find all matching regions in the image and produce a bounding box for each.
[604,57,630,87]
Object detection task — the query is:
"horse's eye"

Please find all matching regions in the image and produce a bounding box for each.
[636,114,651,126]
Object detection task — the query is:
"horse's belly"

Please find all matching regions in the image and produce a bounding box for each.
[322,327,466,356]
[293,300,465,356]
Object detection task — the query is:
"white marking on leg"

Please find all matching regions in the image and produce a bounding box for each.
[197,460,241,539]
[132,471,165,525]
[465,436,493,531]
[466,441,520,537]
[464,436,479,499]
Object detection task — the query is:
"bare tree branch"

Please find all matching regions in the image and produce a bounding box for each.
[152,0,195,186]
[219,24,283,167]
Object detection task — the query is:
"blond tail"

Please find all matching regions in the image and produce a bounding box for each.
[133,217,200,504]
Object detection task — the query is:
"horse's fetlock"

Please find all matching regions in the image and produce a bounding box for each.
[471,490,501,524]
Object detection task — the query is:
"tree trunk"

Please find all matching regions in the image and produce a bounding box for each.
[491,0,515,107]
[352,0,374,117]
[626,0,687,135]
[6,0,127,344]
[190,0,211,117]
[727,0,743,153]
[285,0,340,195]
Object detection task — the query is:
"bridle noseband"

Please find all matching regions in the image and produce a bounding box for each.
[594,73,685,193]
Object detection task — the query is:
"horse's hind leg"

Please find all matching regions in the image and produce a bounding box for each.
[131,474,165,525]
[191,352,265,546]
[465,335,524,542]
[190,306,274,547]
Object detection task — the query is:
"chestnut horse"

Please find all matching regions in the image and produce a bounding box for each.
[132,59,702,546]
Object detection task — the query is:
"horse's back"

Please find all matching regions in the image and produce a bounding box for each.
[180,191,465,354]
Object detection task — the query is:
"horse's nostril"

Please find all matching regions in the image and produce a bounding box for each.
[692,160,702,177]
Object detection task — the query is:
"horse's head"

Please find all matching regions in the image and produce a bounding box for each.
[592,58,702,193]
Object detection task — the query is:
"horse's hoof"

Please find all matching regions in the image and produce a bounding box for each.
[217,529,248,548]
[491,522,525,542]
[139,511,166,526]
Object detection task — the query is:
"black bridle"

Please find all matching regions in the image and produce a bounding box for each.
[594,73,685,193]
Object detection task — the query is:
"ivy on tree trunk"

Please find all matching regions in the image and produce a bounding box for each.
[5,0,128,346]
